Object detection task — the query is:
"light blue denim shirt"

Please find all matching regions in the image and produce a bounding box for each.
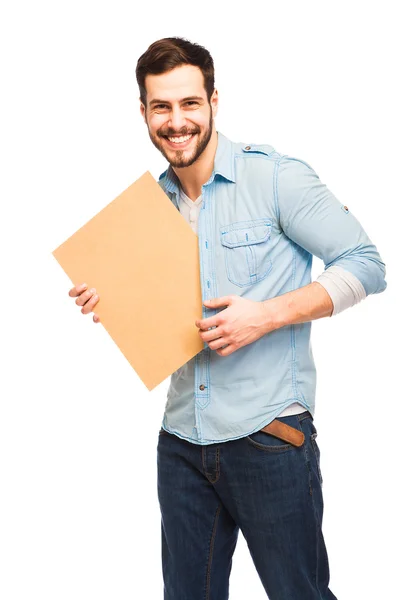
[158,132,387,445]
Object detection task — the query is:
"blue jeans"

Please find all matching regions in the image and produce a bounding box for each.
[157,411,337,600]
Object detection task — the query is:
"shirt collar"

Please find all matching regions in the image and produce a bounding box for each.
[159,131,236,195]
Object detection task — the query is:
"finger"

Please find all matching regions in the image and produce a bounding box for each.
[196,316,221,329]
[69,283,88,298]
[208,337,227,350]
[216,344,234,356]
[93,314,101,323]
[199,326,223,342]
[81,293,99,315]
[204,296,233,308]
[75,287,96,307]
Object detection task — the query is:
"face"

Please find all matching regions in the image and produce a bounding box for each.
[140,64,218,168]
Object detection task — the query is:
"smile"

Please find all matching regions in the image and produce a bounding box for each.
[163,133,197,149]
[168,134,193,143]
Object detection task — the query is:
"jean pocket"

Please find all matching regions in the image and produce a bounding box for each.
[246,430,294,453]
[310,432,323,485]
[220,219,272,287]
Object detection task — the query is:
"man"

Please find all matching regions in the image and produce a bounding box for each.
[69,38,386,599]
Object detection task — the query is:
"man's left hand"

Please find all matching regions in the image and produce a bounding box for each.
[195,295,275,357]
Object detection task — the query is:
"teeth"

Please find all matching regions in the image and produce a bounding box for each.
[167,134,193,144]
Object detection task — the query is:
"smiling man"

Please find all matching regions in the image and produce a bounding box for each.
[142,65,215,170]
[69,37,386,600]
[140,62,218,198]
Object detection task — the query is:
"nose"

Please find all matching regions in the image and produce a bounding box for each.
[168,106,186,132]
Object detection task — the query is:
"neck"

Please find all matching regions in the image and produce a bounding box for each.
[172,128,218,201]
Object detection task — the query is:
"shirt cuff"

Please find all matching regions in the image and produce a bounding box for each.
[315,265,366,316]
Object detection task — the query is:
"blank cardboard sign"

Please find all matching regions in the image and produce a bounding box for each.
[52,171,203,390]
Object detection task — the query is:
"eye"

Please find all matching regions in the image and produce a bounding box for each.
[152,104,169,112]
[185,101,198,107]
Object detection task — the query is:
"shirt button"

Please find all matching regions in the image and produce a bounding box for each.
[199,384,206,391]
[245,145,251,150]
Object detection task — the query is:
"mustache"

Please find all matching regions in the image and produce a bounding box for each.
[158,127,200,137]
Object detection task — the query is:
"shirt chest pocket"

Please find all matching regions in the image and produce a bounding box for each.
[220,219,273,287]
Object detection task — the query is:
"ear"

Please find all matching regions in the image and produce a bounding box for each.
[210,89,219,118]
[140,100,146,122]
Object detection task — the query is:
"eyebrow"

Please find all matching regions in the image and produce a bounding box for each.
[149,96,205,106]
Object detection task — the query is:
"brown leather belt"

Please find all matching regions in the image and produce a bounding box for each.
[260,419,305,447]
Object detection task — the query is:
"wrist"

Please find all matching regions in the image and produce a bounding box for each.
[260,297,284,332]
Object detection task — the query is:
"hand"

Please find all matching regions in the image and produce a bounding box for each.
[195,295,274,357]
[68,283,101,323]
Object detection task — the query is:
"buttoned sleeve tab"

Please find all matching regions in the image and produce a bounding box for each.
[242,143,275,156]
[277,156,387,296]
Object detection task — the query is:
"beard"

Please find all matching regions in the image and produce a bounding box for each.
[146,110,213,168]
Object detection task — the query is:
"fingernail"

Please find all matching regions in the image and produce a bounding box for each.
[90,288,96,294]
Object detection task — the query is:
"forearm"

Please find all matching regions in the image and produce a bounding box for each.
[263,282,334,330]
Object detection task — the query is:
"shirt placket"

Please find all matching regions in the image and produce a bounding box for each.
[194,178,218,441]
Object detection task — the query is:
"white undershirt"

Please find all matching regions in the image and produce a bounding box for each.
[179,188,366,417]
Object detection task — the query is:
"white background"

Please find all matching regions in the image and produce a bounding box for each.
[1,1,398,598]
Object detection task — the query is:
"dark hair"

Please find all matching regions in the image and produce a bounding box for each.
[136,37,215,106]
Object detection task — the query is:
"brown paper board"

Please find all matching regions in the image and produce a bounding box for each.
[52,171,204,390]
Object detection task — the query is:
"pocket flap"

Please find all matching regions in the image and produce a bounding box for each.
[220,220,271,248]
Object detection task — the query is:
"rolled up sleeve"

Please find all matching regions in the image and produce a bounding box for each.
[276,156,387,296]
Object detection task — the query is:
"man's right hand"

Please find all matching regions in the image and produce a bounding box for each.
[68,283,101,323]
